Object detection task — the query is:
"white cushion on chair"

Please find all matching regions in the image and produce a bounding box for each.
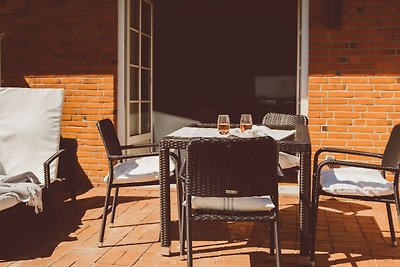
[320,167,394,197]
[279,152,300,169]
[188,196,275,211]
[105,156,175,184]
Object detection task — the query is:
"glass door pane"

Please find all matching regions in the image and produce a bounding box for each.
[141,69,150,101]
[141,103,151,133]
[130,0,140,30]
[126,0,153,144]
[130,67,139,101]
[130,31,139,66]
[142,1,151,35]
[141,36,151,68]
[129,103,139,136]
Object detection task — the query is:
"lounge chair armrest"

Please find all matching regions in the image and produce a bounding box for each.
[43,148,67,188]
[121,143,159,150]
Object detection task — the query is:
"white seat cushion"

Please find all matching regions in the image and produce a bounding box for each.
[0,88,64,185]
[104,156,175,184]
[279,152,300,169]
[185,196,275,212]
[320,167,394,197]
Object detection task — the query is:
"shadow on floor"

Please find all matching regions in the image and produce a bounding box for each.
[0,194,156,261]
[170,198,400,266]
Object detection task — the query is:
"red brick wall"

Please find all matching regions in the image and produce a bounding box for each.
[309,0,400,160]
[0,1,118,184]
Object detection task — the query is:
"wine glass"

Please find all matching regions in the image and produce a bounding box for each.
[240,114,253,132]
[217,115,230,135]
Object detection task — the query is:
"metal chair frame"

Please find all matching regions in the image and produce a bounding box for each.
[310,124,400,266]
[96,119,178,247]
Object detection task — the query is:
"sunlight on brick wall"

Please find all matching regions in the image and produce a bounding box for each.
[308,0,400,162]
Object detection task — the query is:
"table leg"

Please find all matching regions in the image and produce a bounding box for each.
[160,147,171,256]
[299,149,311,256]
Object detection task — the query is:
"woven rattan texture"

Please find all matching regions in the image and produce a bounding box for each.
[262,112,308,126]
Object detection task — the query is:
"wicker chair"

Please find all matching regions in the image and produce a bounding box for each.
[262,112,308,181]
[179,137,281,267]
[96,119,178,247]
[262,112,308,127]
[310,124,400,266]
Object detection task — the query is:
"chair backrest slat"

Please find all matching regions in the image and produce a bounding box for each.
[97,119,123,157]
[186,137,278,200]
[262,112,308,127]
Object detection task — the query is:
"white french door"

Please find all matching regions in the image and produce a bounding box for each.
[125,0,153,144]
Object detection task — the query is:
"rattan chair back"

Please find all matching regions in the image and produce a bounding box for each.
[382,124,400,168]
[186,137,278,200]
[262,112,308,126]
[97,119,123,157]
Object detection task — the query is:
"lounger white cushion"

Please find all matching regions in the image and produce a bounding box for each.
[0,88,64,184]
[105,156,175,184]
[320,167,394,197]
[0,87,64,211]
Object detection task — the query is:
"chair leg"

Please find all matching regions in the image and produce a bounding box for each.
[269,221,275,255]
[98,184,113,247]
[180,204,186,259]
[274,218,281,267]
[177,180,186,259]
[386,203,397,247]
[309,192,320,267]
[110,187,119,227]
[393,190,400,247]
[186,202,193,267]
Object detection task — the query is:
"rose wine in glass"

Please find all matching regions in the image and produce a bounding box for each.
[240,114,253,132]
[217,115,230,135]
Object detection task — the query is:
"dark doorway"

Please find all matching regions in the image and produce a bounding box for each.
[154,0,298,124]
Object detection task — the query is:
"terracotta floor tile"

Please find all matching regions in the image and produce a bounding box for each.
[2,187,400,266]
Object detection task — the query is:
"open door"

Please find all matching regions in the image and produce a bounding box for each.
[125,0,153,144]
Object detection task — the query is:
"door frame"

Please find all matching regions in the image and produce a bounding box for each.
[117,0,154,144]
[117,0,309,143]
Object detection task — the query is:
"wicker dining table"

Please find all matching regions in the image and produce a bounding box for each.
[159,123,312,257]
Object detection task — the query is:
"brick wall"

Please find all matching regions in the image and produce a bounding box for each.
[309,0,400,160]
[0,1,118,184]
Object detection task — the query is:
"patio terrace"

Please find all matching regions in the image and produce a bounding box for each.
[1,186,399,267]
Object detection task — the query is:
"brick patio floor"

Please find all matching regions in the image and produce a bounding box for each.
[1,186,400,266]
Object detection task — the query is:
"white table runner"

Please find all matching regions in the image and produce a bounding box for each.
[168,125,299,169]
[168,125,295,141]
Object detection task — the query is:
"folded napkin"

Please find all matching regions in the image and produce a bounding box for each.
[229,125,295,141]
